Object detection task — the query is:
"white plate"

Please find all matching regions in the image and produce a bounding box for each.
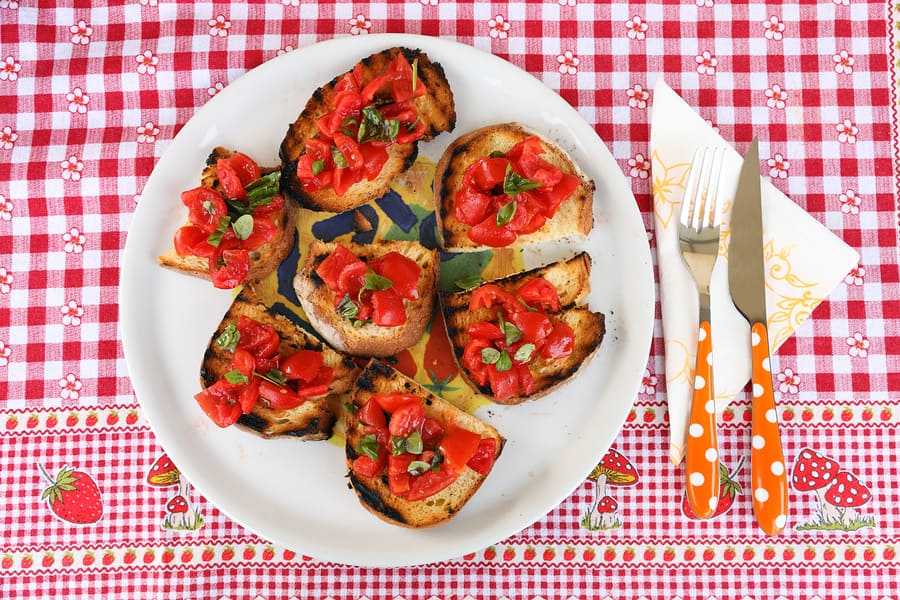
[120,34,654,567]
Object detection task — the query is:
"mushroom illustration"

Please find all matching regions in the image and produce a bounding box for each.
[791,448,841,523]
[147,454,203,530]
[585,448,639,529]
[594,496,619,529]
[824,471,872,527]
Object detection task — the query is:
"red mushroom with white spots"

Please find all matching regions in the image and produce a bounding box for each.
[594,496,619,529]
[166,495,189,514]
[147,454,203,530]
[791,448,841,524]
[824,471,872,527]
[585,448,639,530]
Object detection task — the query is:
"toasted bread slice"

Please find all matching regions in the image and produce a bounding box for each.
[434,123,595,251]
[158,147,299,286]
[345,359,505,528]
[293,239,438,357]
[200,291,359,440]
[279,47,456,213]
[440,253,605,404]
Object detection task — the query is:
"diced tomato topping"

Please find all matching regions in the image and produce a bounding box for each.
[461,337,492,386]
[371,288,406,326]
[238,376,261,414]
[281,350,324,383]
[352,453,385,479]
[487,366,520,400]
[468,214,517,248]
[421,417,445,447]
[387,400,425,438]
[295,366,332,399]
[515,364,535,396]
[209,248,250,290]
[369,252,420,300]
[357,398,388,428]
[466,438,498,475]
[466,321,504,341]
[238,216,277,251]
[173,225,218,258]
[373,392,419,414]
[235,315,280,358]
[469,285,523,313]
[516,277,562,312]
[507,311,554,346]
[217,159,248,200]
[438,428,482,472]
[182,186,227,234]
[225,152,261,186]
[258,379,303,410]
[387,453,415,496]
[360,143,389,180]
[406,468,458,502]
[194,380,242,428]
[454,187,494,226]
[314,245,360,290]
[230,348,256,377]
[541,322,576,359]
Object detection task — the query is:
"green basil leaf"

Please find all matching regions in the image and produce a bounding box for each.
[311,160,325,176]
[489,150,505,158]
[495,350,513,372]
[501,320,522,345]
[364,271,393,291]
[337,294,359,319]
[454,275,483,290]
[356,434,381,460]
[390,435,406,456]
[224,369,249,385]
[224,198,253,218]
[503,163,542,196]
[481,347,501,365]
[404,430,423,454]
[408,460,431,476]
[231,214,254,240]
[357,106,401,145]
[245,171,281,207]
[256,369,286,386]
[331,146,348,169]
[514,343,536,362]
[495,200,517,227]
[215,322,240,351]
[206,216,231,248]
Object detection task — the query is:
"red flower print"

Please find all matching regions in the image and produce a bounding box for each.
[66,87,89,114]
[1,56,21,81]
[0,194,11,220]
[556,51,580,75]
[69,20,92,45]
[839,190,861,215]
[640,368,658,395]
[628,153,651,179]
[836,119,858,144]
[137,122,159,144]
[348,14,371,35]
[60,156,84,181]
[0,267,11,294]
[763,16,785,40]
[488,15,510,39]
[63,227,86,253]
[765,84,786,109]
[766,153,789,179]
[61,301,84,326]
[209,15,231,37]
[833,50,854,74]
[59,374,83,401]
[0,126,17,149]
[846,333,869,358]
[695,51,717,75]
[625,16,648,40]
[135,50,159,75]
[776,368,800,394]
[0,340,10,367]
[844,265,865,286]
[627,84,650,109]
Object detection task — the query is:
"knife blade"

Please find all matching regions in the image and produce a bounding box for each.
[728,138,789,535]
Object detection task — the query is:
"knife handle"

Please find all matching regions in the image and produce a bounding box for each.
[750,322,789,535]
[685,320,720,519]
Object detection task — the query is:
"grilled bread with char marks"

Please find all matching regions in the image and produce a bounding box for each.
[345,359,505,528]
[440,253,605,405]
[279,47,456,213]
[200,291,359,440]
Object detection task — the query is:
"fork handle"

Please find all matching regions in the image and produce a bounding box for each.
[749,322,788,535]
[685,320,720,519]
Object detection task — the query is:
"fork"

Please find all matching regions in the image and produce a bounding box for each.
[678,146,726,520]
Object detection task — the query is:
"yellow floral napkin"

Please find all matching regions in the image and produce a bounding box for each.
[650,80,859,465]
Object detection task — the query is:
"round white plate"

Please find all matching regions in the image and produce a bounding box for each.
[120,34,654,567]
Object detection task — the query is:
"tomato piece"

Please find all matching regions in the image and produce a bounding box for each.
[334,71,361,96]
[194,380,242,428]
[238,376,261,414]
[454,187,494,226]
[317,92,363,138]
[487,366,520,400]
[281,350,324,383]
[371,287,407,327]
[331,163,363,197]
[379,100,418,125]
[466,438,498,475]
[315,245,364,291]
[373,393,420,414]
[469,285,523,313]
[258,379,304,410]
[469,214,517,248]
[356,398,387,428]
[515,364,535,396]
[461,338,492,386]
[507,310,553,345]
[541,322,576,359]
[352,454,384,479]
[336,260,369,298]
[182,186,227,233]
[209,248,249,289]
[361,72,392,104]
[240,216,277,251]
[371,252,420,300]
[438,427,482,472]
[251,192,284,217]
[173,225,218,258]
[230,348,256,377]
[332,132,364,170]
[359,142,389,180]
[225,152,261,186]
[387,400,425,437]
[235,315,280,358]
[466,321,504,341]
[387,453,415,497]
[296,366,333,398]
[515,278,561,312]
[421,417,445,448]
[216,159,247,200]
[465,157,509,191]
[406,468,458,501]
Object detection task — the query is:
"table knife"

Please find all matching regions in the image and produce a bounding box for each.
[727,138,789,535]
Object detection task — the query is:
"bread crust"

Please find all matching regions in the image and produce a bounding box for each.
[434,123,595,251]
[157,147,298,285]
[200,291,360,440]
[293,239,438,357]
[279,47,456,213]
[345,359,505,528]
[440,254,605,405]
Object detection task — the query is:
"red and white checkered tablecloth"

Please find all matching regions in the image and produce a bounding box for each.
[2,1,899,598]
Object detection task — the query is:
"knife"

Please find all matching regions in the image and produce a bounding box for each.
[728,138,788,535]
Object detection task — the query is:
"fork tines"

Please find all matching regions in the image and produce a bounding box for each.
[680,147,726,232]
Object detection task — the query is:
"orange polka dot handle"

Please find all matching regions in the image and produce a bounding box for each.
[749,322,788,535]
[684,320,720,519]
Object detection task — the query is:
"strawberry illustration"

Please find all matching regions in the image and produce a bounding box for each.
[843,547,856,561]
[46,413,58,428]
[5,416,17,430]
[782,546,795,560]
[702,546,715,561]
[801,408,814,422]
[106,410,119,426]
[542,547,555,561]
[683,547,696,561]
[603,547,616,561]
[123,549,136,564]
[662,410,669,423]
[1,554,12,569]
[42,552,54,567]
[643,547,655,561]
[282,549,296,560]
[884,545,896,560]
[563,546,576,561]
[483,546,496,560]
[262,546,275,560]
[682,458,744,519]
[803,546,816,560]
[626,409,637,422]
[663,547,675,561]
[85,411,98,426]
[861,407,873,421]
[742,407,752,422]
[462,552,475,560]
[39,464,103,524]
[21,554,33,568]
[782,408,794,421]
[523,546,536,560]
[126,410,139,425]
[221,546,235,561]
[102,550,115,565]
[723,546,736,561]
[880,407,892,421]
[622,547,635,561]
[66,412,78,427]
[243,546,255,560]
[841,408,853,422]
[822,407,834,421]
[722,407,735,422]
[582,547,596,561]
[61,552,74,567]
[180,548,193,563]
[82,551,95,566]
[202,547,215,561]
[823,546,835,561]
[502,546,515,561]
[642,408,655,423]
[26,414,39,428]
[142,549,155,564]
[742,546,755,561]
[763,546,776,560]
[863,546,875,561]
[161,548,175,564]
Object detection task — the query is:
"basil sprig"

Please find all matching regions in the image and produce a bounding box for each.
[496,200,517,227]
[482,347,513,372]
[356,434,381,460]
[215,322,240,351]
[357,106,400,145]
[503,163,542,196]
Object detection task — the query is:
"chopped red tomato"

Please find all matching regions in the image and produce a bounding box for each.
[487,366,520,400]
[541,322,576,359]
[461,337,492,386]
[507,311,553,347]
[466,321,504,341]
[421,417,445,447]
[235,316,280,358]
[240,216,277,251]
[387,453,415,496]
[217,159,248,200]
[373,392,419,414]
[238,376,261,414]
[369,252,420,300]
[182,186,227,234]
[466,438,498,475]
[315,244,363,291]
[209,248,250,290]
[224,152,261,186]
[281,350,324,383]
[357,398,387,428]
[516,277,562,312]
[406,468,458,502]
[173,225,218,259]
[468,216,517,248]
[438,428,482,472]
[469,285,522,313]
[258,379,303,410]
[194,380,242,428]
[387,400,425,438]
[352,454,385,479]
[371,288,406,326]
[230,348,256,377]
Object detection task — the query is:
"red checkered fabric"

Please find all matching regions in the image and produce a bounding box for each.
[1,1,899,598]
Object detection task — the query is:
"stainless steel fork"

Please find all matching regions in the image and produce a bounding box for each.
[679,146,726,519]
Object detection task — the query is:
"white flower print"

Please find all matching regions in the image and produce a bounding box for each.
[836,119,858,144]
[625,16,649,40]
[348,14,372,35]
[61,301,84,326]
[137,121,159,144]
[627,84,650,109]
[421,0,439,5]
[763,16,785,41]
[558,0,576,5]
[696,0,713,6]
[66,87,89,114]
[628,153,651,179]
[0,0,19,9]
[0,195,11,220]
[488,15,511,39]
[695,51,718,75]
[60,156,84,181]
[135,50,159,75]
[63,227,86,253]
[0,340,10,367]
[0,267,11,294]
[833,50,855,74]
[209,15,231,37]
[839,189,861,215]
[207,81,225,97]
[0,126,17,149]
[776,368,800,394]
[139,0,158,5]
[1,56,21,81]
[276,46,294,57]
[556,51,580,75]
[844,264,865,286]
[846,332,869,358]
[766,153,789,179]
[765,84,787,109]
[69,20,92,45]
[832,0,849,5]
[640,368,658,395]
[59,374,83,400]
[281,0,300,5]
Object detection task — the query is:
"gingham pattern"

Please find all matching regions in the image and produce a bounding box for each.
[2,1,899,598]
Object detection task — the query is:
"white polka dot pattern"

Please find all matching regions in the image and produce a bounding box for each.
[685,320,720,520]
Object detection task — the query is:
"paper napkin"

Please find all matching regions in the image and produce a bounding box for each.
[650,80,860,465]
